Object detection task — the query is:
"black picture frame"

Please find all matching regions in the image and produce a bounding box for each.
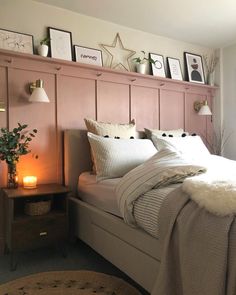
[184,52,205,84]
[167,57,183,81]
[149,53,166,78]
[48,27,73,61]
[0,28,34,54]
[74,45,103,66]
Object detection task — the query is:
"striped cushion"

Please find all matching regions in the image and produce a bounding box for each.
[87,132,157,181]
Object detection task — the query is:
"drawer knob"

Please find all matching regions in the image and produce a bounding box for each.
[39,231,48,236]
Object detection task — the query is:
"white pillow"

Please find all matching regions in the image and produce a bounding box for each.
[87,132,157,181]
[85,118,136,173]
[85,118,136,139]
[151,135,210,160]
[145,128,188,139]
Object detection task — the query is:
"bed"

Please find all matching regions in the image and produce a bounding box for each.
[64,129,161,292]
[64,129,236,295]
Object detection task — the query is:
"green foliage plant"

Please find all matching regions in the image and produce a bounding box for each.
[40,37,50,46]
[0,123,37,166]
[133,51,155,64]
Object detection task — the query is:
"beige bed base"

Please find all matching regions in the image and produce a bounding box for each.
[64,130,161,292]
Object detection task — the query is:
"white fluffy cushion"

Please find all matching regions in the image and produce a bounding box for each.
[85,118,136,139]
[87,132,157,181]
[145,128,188,139]
[151,135,210,160]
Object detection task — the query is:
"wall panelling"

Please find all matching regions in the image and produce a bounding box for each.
[0,49,217,254]
[130,86,159,130]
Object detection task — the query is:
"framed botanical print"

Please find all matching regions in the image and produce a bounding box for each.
[149,53,166,78]
[184,52,205,84]
[48,27,73,61]
[74,45,103,66]
[167,57,183,81]
[0,28,34,54]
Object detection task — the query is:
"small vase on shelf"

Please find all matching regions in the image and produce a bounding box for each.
[38,37,50,57]
[136,62,148,74]
[38,44,49,57]
[207,71,215,86]
[7,163,18,189]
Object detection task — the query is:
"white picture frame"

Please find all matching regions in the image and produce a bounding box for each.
[0,28,34,54]
[74,45,103,66]
[167,57,183,81]
[184,52,205,84]
[150,53,166,78]
[48,27,73,61]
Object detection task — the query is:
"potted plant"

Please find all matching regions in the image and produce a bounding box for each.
[38,37,50,57]
[133,51,155,74]
[0,123,37,188]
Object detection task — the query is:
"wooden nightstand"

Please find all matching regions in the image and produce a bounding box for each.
[2,183,70,270]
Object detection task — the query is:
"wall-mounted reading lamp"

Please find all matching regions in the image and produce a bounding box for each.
[194,100,212,115]
[29,79,49,103]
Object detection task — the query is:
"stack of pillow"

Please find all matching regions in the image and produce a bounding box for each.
[85,118,210,181]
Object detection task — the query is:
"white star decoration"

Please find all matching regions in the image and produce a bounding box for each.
[100,33,136,71]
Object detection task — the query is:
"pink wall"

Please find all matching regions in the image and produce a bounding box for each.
[0,49,217,186]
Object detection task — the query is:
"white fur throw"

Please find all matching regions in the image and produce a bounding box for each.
[182,155,236,216]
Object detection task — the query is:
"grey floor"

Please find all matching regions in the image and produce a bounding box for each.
[0,239,149,294]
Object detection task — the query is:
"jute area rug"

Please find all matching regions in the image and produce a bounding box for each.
[0,270,142,295]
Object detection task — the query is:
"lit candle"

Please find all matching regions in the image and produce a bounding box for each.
[23,176,37,189]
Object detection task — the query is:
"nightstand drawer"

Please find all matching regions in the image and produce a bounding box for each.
[12,213,67,251]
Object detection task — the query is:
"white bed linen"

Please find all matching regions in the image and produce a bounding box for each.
[78,172,122,217]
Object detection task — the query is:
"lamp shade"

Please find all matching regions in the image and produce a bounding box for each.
[29,88,49,103]
[198,101,212,115]
[29,79,50,103]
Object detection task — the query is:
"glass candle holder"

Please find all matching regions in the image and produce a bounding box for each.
[23,176,37,189]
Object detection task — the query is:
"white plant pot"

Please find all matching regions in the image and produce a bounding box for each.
[136,63,148,74]
[38,44,49,57]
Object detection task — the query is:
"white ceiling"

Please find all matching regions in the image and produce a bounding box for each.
[34,0,236,48]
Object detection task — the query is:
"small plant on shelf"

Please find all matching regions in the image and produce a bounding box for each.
[40,37,50,46]
[133,50,155,64]
[133,51,155,74]
[38,37,50,57]
[203,53,219,86]
[0,123,37,188]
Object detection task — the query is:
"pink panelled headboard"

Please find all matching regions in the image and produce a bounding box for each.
[0,49,217,187]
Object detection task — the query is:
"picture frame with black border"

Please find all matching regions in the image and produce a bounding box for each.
[149,53,166,78]
[48,27,73,61]
[184,52,205,84]
[0,28,34,54]
[74,45,103,66]
[167,57,183,81]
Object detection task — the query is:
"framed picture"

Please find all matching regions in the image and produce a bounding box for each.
[48,27,73,61]
[74,45,103,66]
[0,28,34,54]
[184,52,205,84]
[167,57,183,81]
[149,53,166,77]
